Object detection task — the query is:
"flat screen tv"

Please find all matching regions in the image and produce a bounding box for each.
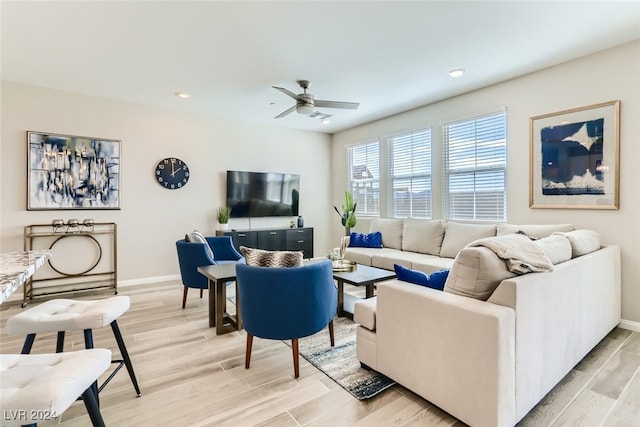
[226,170,300,218]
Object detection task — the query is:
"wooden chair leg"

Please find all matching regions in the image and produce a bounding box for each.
[292,338,299,378]
[328,319,335,347]
[245,333,253,369]
[182,287,188,309]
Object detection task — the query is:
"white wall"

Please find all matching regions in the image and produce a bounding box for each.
[331,41,640,324]
[1,83,332,284]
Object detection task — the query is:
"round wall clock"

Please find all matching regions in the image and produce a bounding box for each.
[155,157,190,189]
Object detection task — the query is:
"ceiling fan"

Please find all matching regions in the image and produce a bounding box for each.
[272,80,359,121]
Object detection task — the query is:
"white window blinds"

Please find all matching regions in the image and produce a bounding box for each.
[443,110,506,221]
[387,128,432,218]
[347,141,379,217]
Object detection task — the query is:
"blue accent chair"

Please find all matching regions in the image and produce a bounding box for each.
[176,236,244,308]
[235,259,337,378]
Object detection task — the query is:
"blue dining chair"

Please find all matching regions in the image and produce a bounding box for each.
[235,259,337,378]
[175,236,244,308]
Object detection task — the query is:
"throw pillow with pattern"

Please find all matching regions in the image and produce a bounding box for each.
[239,246,303,267]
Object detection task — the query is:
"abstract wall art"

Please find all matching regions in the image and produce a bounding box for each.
[529,101,619,209]
[27,131,121,210]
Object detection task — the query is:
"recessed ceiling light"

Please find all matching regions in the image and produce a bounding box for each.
[321,117,331,124]
[448,68,465,78]
[175,91,191,99]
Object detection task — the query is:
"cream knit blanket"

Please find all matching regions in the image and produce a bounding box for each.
[468,234,553,274]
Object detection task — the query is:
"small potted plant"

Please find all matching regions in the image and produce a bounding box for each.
[217,206,231,230]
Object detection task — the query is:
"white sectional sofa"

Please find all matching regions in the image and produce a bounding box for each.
[344,218,576,274]
[349,218,622,427]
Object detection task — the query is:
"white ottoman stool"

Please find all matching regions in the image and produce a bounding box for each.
[6,296,141,397]
[0,349,111,427]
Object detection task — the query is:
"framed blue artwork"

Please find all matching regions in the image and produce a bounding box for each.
[529,100,620,209]
[27,131,121,210]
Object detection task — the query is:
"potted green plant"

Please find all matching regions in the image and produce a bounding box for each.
[217,206,231,230]
[334,191,357,236]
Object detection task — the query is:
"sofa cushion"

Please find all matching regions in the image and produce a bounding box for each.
[370,218,404,249]
[411,256,456,274]
[371,248,413,271]
[402,219,446,256]
[349,231,383,248]
[440,222,497,258]
[443,246,517,300]
[394,264,449,290]
[343,247,382,266]
[533,234,572,265]
[497,223,575,239]
[239,246,303,267]
[553,229,601,258]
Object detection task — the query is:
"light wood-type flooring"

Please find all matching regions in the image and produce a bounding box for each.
[1,281,639,426]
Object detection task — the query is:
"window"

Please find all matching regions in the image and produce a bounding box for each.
[347,141,379,217]
[387,128,432,218]
[443,110,506,221]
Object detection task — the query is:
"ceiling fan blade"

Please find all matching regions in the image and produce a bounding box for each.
[273,86,304,102]
[274,105,296,118]
[314,99,359,110]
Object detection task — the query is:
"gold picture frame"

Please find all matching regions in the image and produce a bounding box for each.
[529,100,620,209]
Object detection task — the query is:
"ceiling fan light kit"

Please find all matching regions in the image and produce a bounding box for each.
[273,80,359,122]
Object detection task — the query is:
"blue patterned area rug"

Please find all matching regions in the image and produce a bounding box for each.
[292,316,396,400]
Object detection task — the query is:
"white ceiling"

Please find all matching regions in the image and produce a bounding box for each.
[2,1,639,134]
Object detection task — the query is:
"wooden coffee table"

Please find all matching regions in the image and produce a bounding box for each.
[332,264,396,317]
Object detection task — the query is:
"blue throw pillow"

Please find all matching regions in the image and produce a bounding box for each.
[393,264,449,291]
[348,231,383,248]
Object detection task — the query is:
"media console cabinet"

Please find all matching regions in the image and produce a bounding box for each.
[217,227,314,259]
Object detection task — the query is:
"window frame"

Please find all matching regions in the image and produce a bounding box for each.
[346,140,380,218]
[386,127,432,219]
[442,109,507,222]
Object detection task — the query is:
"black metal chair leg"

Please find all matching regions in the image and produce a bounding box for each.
[83,329,99,405]
[110,320,141,396]
[81,386,106,427]
[21,333,36,354]
[56,331,66,353]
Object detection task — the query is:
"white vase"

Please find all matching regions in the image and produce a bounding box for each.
[218,223,229,231]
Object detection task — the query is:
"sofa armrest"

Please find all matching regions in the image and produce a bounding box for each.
[354,297,377,330]
[375,280,516,427]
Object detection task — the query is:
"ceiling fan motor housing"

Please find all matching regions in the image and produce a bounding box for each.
[296,93,315,115]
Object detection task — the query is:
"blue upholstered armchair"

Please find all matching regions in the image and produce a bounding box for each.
[235,259,337,378]
[175,236,244,308]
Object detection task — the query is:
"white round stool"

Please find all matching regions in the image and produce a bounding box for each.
[0,349,111,427]
[5,296,141,397]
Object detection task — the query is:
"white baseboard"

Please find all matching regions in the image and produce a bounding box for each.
[118,274,180,288]
[619,319,640,332]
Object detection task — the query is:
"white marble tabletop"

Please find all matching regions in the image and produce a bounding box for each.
[0,250,51,304]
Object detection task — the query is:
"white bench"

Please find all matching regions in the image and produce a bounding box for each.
[0,349,111,426]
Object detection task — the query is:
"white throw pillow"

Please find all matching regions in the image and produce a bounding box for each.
[369,218,404,249]
[185,230,214,260]
[443,246,517,301]
[533,235,572,265]
[402,219,445,256]
[440,222,497,258]
[553,229,601,258]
